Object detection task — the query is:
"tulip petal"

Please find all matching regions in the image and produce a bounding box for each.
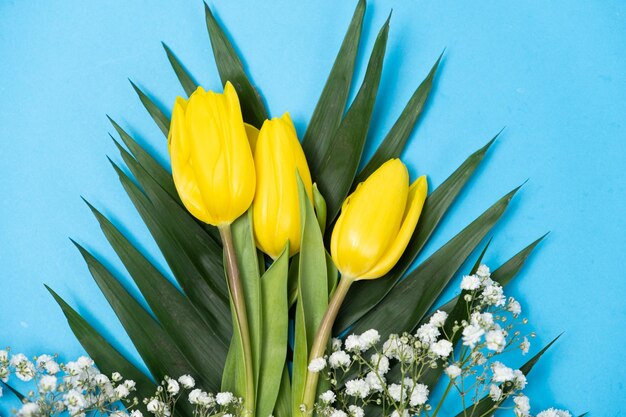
[359,175,428,279]
[245,123,260,152]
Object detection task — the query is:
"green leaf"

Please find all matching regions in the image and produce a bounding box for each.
[302,0,366,176]
[257,246,290,417]
[292,176,329,416]
[348,186,520,340]
[109,155,230,337]
[313,183,328,235]
[355,52,443,184]
[335,136,498,334]
[204,3,267,128]
[72,242,201,385]
[129,80,170,137]
[84,201,227,391]
[0,381,25,401]
[163,42,199,97]
[46,286,156,406]
[455,335,562,417]
[273,364,292,417]
[316,16,391,221]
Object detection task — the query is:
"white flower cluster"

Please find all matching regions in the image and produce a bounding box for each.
[0,349,138,416]
[310,265,573,417]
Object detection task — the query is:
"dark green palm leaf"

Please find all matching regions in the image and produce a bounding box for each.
[129,80,170,137]
[163,42,199,97]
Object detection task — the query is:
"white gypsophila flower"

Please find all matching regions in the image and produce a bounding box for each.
[365,371,384,392]
[344,334,364,352]
[0,350,8,364]
[513,370,527,389]
[0,366,9,383]
[491,362,515,383]
[514,395,531,417]
[390,410,409,417]
[520,337,531,354]
[387,383,406,402]
[429,310,448,327]
[17,402,40,417]
[476,264,490,279]
[36,354,59,374]
[115,384,131,399]
[10,353,36,382]
[471,311,495,329]
[359,329,381,349]
[508,297,522,315]
[344,378,370,399]
[308,357,326,373]
[430,340,453,358]
[147,399,171,416]
[415,323,440,344]
[537,408,573,417]
[408,383,429,407]
[331,338,342,351]
[488,384,502,401]
[112,371,123,382]
[124,379,136,390]
[460,275,481,291]
[481,284,506,307]
[39,374,57,392]
[445,364,462,379]
[216,391,235,406]
[349,405,365,417]
[178,374,195,389]
[111,412,128,417]
[76,356,94,370]
[188,389,203,404]
[330,409,347,417]
[167,378,180,395]
[462,324,484,348]
[370,353,390,374]
[329,350,351,369]
[319,390,336,404]
[130,411,144,417]
[485,328,506,352]
[64,389,87,408]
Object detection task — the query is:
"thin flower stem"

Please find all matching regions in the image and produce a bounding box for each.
[301,276,354,415]
[219,224,255,416]
[431,380,454,417]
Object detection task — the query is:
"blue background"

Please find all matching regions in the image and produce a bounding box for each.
[1,0,624,415]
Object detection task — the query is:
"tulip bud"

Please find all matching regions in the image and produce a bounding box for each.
[252,113,313,258]
[330,159,427,280]
[168,82,256,226]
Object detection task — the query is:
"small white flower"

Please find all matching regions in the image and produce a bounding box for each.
[188,389,203,404]
[167,378,180,395]
[114,384,130,399]
[319,390,336,404]
[344,334,364,352]
[520,337,531,354]
[429,310,448,327]
[485,329,506,352]
[308,357,326,373]
[359,329,381,349]
[0,350,8,364]
[471,351,487,365]
[513,370,527,389]
[514,395,531,417]
[0,366,9,383]
[488,384,502,401]
[111,371,123,382]
[430,340,453,358]
[491,362,515,383]
[39,375,57,392]
[130,411,144,417]
[460,275,481,291]
[9,354,35,382]
[344,378,370,399]
[508,298,522,315]
[537,408,573,417]
[416,323,440,344]
[64,389,87,408]
[329,351,351,369]
[330,410,347,417]
[216,391,235,405]
[481,284,506,307]
[445,364,462,379]
[36,354,60,374]
[349,405,365,417]
[365,371,384,392]
[331,338,342,351]
[76,356,94,369]
[147,398,171,416]
[110,412,128,417]
[476,264,491,279]
[387,383,406,402]
[390,411,409,417]
[409,383,429,406]
[124,379,136,390]
[462,324,484,348]
[178,374,195,389]
[370,353,390,374]
[17,402,40,417]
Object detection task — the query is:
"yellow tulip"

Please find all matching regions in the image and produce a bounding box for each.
[168,82,256,226]
[252,113,313,258]
[330,159,427,280]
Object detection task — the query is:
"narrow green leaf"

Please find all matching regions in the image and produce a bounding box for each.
[317,16,390,221]
[109,158,230,339]
[72,242,202,387]
[129,80,170,137]
[0,381,25,401]
[313,183,328,235]
[257,246,290,417]
[46,286,156,406]
[355,52,443,184]
[348,186,521,339]
[273,364,292,417]
[85,201,227,391]
[455,335,562,417]
[292,176,329,416]
[163,42,199,97]
[302,0,366,175]
[204,3,267,128]
[335,136,499,334]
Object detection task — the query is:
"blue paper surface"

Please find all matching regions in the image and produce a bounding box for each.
[1,0,625,415]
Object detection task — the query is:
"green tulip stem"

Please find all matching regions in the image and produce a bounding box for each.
[219,224,255,416]
[302,275,355,415]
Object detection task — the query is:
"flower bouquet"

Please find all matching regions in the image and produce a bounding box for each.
[1,2,583,417]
